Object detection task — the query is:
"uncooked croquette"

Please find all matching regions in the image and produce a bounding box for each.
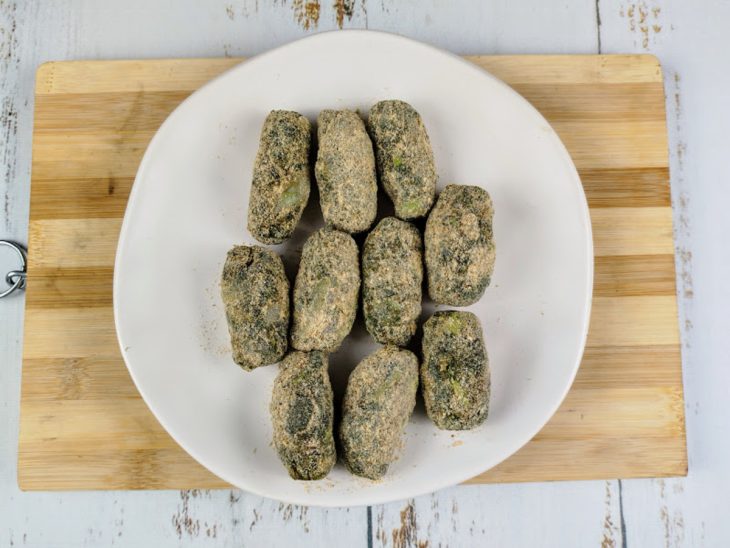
[421,311,490,430]
[362,217,422,346]
[291,227,360,352]
[315,109,378,233]
[425,184,495,306]
[368,100,437,220]
[340,345,419,480]
[247,110,311,244]
[220,245,289,371]
[270,351,336,480]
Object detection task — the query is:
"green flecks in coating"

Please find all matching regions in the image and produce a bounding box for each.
[443,314,463,335]
[291,227,360,352]
[340,345,419,480]
[362,217,423,346]
[315,110,377,233]
[399,199,424,218]
[270,351,336,480]
[278,176,307,209]
[425,184,496,306]
[311,278,330,309]
[421,311,490,430]
[247,110,311,244]
[367,100,437,220]
[449,378,466,402]
[220,245,289,371]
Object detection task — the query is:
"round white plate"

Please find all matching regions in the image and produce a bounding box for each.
[114,30,593,507]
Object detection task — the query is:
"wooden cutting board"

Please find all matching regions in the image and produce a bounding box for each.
[18,55,686,490]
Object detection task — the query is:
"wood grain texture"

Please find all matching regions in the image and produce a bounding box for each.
[18,54,686,490]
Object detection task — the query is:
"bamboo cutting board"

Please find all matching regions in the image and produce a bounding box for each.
[18,55,686,490]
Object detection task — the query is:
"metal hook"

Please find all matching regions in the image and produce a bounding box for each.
[0,240,27,299]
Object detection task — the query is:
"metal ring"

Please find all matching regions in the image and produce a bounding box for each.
[0,240,27,298]
[6,269,26,288]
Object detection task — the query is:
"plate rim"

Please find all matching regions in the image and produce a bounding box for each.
[113,29,594,507]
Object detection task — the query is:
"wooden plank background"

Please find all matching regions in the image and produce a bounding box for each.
[17,54,686,490]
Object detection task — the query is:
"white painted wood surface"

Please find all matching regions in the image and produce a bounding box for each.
[0,1,726,545]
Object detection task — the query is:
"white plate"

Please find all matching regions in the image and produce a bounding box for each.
[114,30,593,507]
